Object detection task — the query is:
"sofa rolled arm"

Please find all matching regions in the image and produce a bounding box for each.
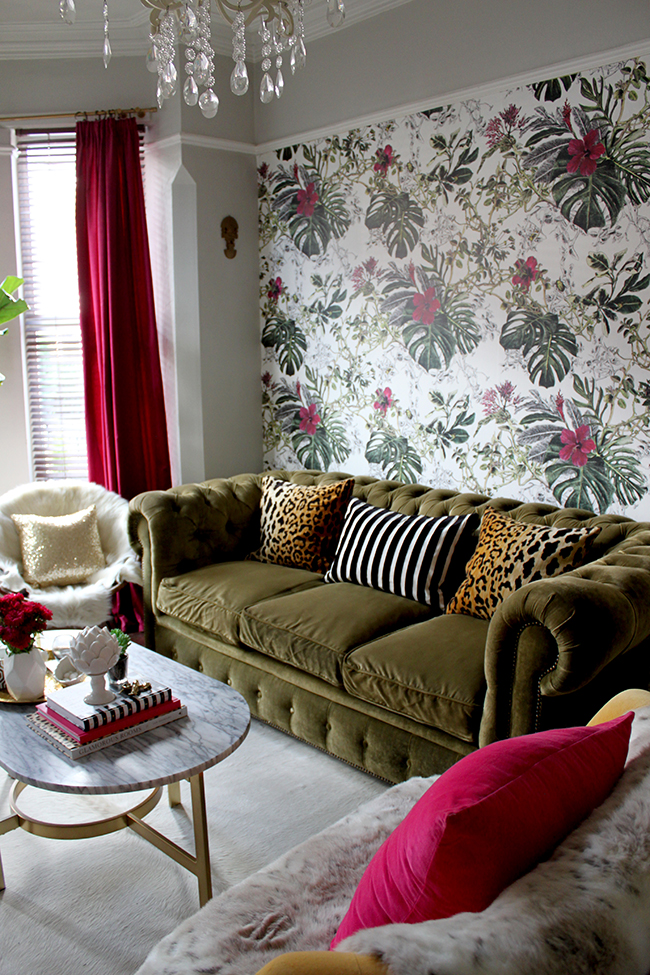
[479,548,650,747]
[128,474,263,643]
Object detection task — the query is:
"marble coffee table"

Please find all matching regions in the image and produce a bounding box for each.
[0,641,250,906]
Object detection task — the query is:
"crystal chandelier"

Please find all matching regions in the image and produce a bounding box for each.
[58,0,347,120]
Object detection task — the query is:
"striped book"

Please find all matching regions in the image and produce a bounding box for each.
[46,676,172,732]
[26,705,188,759]
[36,697,182,744]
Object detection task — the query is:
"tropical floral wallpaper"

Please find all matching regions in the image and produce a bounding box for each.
[257,56,650,518]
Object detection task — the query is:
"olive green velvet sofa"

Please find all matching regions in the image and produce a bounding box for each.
[128,470,650,783]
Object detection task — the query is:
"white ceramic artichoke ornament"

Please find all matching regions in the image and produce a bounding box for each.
[69,625,121,705]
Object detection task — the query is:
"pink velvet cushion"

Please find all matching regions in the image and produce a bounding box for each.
[331,714,633,948]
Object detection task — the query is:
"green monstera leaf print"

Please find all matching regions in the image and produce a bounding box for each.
[274,381,351,470]
[365,188,425,259]
[262,316,307,376]
[549,154,626,232]
[500,309,578,387]
[364,430,423,482]
[292,414,350,470]
[271,164,351,258]
[531,74,577,102]
[544,446,614,513]
[543,422,645,513]
[381,262,479,372]
[525,102,631,231]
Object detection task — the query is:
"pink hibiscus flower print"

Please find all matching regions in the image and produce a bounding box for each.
[559,425,596,467]
[412,287,441,326]
[373,387,394,415]
[567,129,605,176]
[374,145,394,176]
[296,182,319,217]
[512,256,539,291]
[267,276,284,302]
[299,403,321,435]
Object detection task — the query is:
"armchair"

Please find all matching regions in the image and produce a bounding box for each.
[0,480,142,628]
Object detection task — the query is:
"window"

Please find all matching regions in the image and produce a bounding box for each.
[14,130,88,480]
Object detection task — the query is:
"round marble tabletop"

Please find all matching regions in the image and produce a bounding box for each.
[0,643,251,795]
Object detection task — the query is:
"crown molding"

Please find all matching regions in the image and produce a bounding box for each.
[255,38,650,153]
[0,0,416,61]
[142,37,650,159]
[152,132,257,155]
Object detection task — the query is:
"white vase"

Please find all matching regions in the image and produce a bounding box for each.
[3,645,47,702]
[0,642,8,692]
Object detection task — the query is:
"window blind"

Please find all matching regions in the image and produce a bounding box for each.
[15,130,88,480]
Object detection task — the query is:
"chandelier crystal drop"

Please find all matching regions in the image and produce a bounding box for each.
[59,0,76,25]
[58,0,346,117]
[102,0,111,68]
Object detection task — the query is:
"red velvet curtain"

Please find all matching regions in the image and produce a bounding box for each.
[75,116,171,501]
[76,117,171,629]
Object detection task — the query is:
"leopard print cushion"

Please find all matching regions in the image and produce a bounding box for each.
[253,477,354,573]
[445,506,601,620]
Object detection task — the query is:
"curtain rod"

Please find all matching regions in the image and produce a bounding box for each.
[0,106,157,123]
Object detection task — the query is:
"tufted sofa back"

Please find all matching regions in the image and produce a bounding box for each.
[264,469,650,561]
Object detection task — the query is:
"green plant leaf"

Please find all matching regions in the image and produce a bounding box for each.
[0,276,28,327]
[365,189,424,258]
[597,431,647,506]
[364,430,423,481]
[531,74,577,102]
[262,316,307,376]
[545,449,614,513]
[550,155,626,231]
[500,310,577,387]
[271,167,351,258]
[608,130,650,205]
[291,417,350,469]
[381,260,479,372]
[402,311,457,371]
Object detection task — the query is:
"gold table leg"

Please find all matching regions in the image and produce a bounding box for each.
[168,780,182,807]
[190,772,212,905]
[0,812,20,891]
[0,775,212,906]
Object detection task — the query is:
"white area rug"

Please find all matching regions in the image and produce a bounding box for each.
[135,709,650,975]
[0,719,387,975]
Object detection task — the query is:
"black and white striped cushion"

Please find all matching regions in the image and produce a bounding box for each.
[324,498,479,611]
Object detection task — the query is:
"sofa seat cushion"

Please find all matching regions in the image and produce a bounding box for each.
[240,583,433,686]
[342,614,489,742]
[156,561,324,646]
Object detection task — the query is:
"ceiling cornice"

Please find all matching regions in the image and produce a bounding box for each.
[0,0,415,61]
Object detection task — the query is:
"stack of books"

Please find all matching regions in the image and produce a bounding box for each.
[26,677,187,759]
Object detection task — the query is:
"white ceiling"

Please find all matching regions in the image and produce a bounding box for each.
[0,0,415,60]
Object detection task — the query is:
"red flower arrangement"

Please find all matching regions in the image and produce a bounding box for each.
[0,592,52,654]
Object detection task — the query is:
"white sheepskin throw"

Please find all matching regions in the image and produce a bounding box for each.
[0,480,142,627]
[341,707,650,975]
[134,776,431,975]
[136,709,650,975]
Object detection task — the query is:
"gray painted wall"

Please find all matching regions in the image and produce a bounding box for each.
[253,0,650,144]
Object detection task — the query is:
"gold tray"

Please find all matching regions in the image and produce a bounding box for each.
[0,673,65,705]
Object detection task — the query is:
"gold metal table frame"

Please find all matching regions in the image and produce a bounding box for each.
[0,772,213,905]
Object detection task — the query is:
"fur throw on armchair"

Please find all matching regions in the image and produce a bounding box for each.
[0,480,142,628]
[136,709,650,975]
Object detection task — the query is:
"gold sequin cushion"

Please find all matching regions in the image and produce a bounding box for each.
[11,505,106,588]
[445,506,601,621]
[251,477,355,573]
